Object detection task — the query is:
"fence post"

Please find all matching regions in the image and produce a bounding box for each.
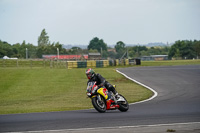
[43,59,46,68]
[17,60,19,67]
[30,60,32,69]
[3,60,5,67]
[50,60,53,68]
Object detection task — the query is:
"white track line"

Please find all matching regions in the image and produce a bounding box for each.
[116,69,158,105]
[24,122,200,132]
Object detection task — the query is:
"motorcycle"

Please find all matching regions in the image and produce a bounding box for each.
[86,81,129,113]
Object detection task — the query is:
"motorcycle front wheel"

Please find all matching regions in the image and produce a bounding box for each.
[118,94,129,112]
[92,95,106,113]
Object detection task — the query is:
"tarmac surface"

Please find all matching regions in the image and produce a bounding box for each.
[24,122,200,133]
[0,65,200,132]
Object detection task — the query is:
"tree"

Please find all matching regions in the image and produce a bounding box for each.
[114,41,126,59]
[12,41,37,59]
[12,43,21,58]
[69,47,81,55]
[108,51,116,59]
[37,28,68,58]
[88,37,107,52]
[128,46,148,58]
[115,41,125,53]
[194,40,200,58]
[38,29,49,46]
[0,41,14,58]
[168,40,196,59]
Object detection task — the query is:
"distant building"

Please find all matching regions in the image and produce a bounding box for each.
[141,56,153,61]
[141,55,168,61]
[88,53,101,60]
[107,48,116,53]
[151,55,168,61]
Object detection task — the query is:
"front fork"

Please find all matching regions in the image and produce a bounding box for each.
[96,95,102,102]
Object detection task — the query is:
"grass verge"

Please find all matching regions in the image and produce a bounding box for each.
[0,67,153,114]
[141,59,200,66]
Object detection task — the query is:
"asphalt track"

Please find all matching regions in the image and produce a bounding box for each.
[0,65,200,132]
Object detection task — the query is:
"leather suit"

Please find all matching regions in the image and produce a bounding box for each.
[87,73,117,95]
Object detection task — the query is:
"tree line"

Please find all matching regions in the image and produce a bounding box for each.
[0,29,200,59]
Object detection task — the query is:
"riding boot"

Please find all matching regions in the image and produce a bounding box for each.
[112,89,119,98]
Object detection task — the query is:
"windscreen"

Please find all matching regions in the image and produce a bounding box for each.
[86,82,96,93]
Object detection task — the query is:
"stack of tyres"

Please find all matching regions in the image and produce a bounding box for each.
[114,59,119,66]
[96,61,103,68]
[109,60,113,66]
[87,60,96,68]
[77,61,87,68]
[66,60,110,69]
[103,60,109,67]
[125,59,129,65]
[67,61,78,69]
[135,59,141,65]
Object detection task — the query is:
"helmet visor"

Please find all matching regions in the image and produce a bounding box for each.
[86,73,92,79]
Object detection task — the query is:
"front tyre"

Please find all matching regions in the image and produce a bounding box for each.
[118,94,129,112]
[92,95,106,113]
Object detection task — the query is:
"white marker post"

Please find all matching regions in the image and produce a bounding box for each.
[57,48,59,59]
[26,48,28,59]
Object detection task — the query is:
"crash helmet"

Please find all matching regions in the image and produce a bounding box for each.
[86,68,95,79]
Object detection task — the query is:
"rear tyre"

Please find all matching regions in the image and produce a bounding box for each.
[118,94,129,112]
[92,95,106,113]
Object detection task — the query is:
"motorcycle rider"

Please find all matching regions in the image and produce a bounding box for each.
[86,68,119,99]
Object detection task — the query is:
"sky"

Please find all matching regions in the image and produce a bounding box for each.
[0,0,200,46]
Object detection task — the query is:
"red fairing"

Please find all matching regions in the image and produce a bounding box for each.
[106,100,111,109]
[106,99,119,110]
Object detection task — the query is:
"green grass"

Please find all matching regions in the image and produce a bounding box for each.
[0,67,153,114]
[1,59,199,114]
[141,59,200,66]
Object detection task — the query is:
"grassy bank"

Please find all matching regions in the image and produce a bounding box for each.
[0,68,152,114]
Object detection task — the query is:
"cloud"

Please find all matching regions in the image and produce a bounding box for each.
[0,0,200,45]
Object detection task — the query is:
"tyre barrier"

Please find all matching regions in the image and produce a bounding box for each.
[0,59,140,69]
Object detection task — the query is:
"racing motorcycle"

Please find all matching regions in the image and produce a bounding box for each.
[86,81,129,113]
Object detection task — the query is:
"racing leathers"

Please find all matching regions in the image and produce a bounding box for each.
[87,73,118,95]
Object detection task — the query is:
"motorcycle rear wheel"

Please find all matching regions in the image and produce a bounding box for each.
[118,94,129,112]
[92,95,106,113]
